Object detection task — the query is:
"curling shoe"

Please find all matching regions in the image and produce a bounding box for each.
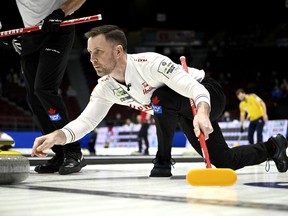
[34,154,63,173]
[268,134,288,173]
[149,158,175,177]
[59,152,87,175]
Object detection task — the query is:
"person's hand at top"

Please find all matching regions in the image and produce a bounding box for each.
[41,9,65,33]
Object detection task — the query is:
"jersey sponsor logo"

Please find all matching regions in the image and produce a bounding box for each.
[129,104,152,112]
[134,58,147,62]
[49,113,62,121]
[101,76,110,82]
[142,82,154,95]
[113,86,153,112]
[120,96,133,102]
[113,87,134,103]
[115,89,127,97]
[157,59,175,78]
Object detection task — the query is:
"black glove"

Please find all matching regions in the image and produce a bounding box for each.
[41,9,65,33]
[12,36,22,55]
[240,126,244,133]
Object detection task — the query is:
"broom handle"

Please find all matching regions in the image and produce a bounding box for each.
[0,14,102,38]
[180,56,212,168]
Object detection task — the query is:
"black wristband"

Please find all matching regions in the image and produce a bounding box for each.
[53,8,65,19]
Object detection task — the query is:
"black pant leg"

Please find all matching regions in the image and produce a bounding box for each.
[169,76,268,170]
[248,121,257,144]
[180,117,268,169]
[256,118,265,143]
[21,26,81,155]
[179,76,268,169]
[151,87,180,162]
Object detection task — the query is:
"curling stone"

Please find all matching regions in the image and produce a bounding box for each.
[0,150,30,185]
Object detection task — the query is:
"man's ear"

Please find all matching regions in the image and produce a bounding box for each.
[115,44,123,56]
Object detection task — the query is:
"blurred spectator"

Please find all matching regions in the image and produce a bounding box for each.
[88,128,97,155]
[219,111,232,122]
[136,111,152,155]
[280,78,288,103]
[114,113,125,126]
[271,84,283,99]
[123,118,134,130]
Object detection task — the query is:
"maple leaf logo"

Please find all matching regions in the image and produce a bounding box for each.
[48,108,56,114]
[151,96,160,105]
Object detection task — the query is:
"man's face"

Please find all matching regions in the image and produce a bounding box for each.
[237,92,245,101]
[87,34,117,77]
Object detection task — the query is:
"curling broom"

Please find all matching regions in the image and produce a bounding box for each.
[180,56,237,186]
[0,14,102,38]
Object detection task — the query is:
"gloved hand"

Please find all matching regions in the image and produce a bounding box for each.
[41,9,65,33]
[240,126,244,133]
[12,36,22,55]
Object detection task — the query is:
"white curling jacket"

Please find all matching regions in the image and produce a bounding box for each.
[61,52,210,143]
